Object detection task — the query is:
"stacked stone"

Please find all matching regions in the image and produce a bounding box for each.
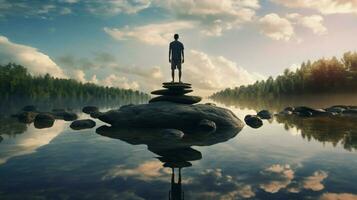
[149,82,202,104]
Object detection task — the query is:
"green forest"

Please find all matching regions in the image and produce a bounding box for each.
[0,63,149,101]
[212,51,357,99]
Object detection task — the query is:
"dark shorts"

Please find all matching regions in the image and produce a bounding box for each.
[171,60,182,70]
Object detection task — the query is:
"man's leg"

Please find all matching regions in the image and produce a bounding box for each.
[178,63,182,83]
[178,69,182,83]
[171,69,175,82]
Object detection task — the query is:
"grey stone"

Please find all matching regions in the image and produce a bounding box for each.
[244,115,263,129]
[149,95,202,104]
[98,102,244,132]
[70,119,96,130]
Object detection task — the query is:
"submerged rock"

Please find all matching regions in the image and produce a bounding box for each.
[22,105,37,112]
[34,113,55,129]
[53,111,78,121]
[70,119,96,130]
[257,110,272,119]
[14,111,38,123]
[98,102,244,133]
[82,106,99,114]
[149,95,202,104]
[244,115,263,129]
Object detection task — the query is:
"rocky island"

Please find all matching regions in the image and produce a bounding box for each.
[97,82,245,135]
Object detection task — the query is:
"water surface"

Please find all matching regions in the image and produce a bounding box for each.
[0,96,356,200]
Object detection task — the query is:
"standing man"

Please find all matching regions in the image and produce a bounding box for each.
[169,34,184,83]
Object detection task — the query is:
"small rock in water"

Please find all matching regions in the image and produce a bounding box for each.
[22,105,37,112]
[52,108,66,112]
[324,106,345,113]
[278,110,293,116]
[70,119,96,130]
[161,129,184,140]
[284,107,294,112]
[90,111,102,119]
[34,113,55,129]
[82,106,99,114]
[53,111,78,121]
[198,119,217,133]
[244,115,263,129]
[257,110,272,119]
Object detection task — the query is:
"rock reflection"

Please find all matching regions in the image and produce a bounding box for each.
[276,114,357,151]
[96,125,242,199]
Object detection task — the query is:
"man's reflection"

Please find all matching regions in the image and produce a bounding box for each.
[169,167,183,200]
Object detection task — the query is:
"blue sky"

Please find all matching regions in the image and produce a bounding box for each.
[1,0,357,95]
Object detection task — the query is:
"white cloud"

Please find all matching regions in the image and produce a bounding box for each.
[183,50,264,96]
[101,74,140,90]
[0,35,67,78]
[87,0,151,15]
[319,193,357,200]
[287,13,327,35]
[272,0,357,15]
[259,13,295,41]
[104,21,195,45]
[156,0,259,36]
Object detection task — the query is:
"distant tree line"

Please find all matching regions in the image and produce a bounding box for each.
[0,63,149,101]
[212,51,357,99]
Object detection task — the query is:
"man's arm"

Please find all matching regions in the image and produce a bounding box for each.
[169,44,172,63]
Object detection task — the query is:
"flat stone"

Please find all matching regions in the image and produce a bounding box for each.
[151,89,193,96]
[149,95,202,104]
[163,82,191,86]
[162,83,192,89]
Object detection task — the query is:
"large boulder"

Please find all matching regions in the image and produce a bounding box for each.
[34,113,55,129]
[244,115,263,129]
[149,95,202,104]
[98,102,244,133]
[70,119,96,130]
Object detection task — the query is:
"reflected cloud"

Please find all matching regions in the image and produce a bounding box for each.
[260,164,295,193]
[319,193,357,200]
[103,160,170,182]
[303,170,328,191]
[0,120,66,165]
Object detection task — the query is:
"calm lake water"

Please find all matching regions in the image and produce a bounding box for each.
[0,96,357,200]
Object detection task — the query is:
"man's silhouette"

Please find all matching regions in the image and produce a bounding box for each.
[169,34,184,83]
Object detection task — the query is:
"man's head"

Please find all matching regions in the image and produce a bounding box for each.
[174,34,179,40]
